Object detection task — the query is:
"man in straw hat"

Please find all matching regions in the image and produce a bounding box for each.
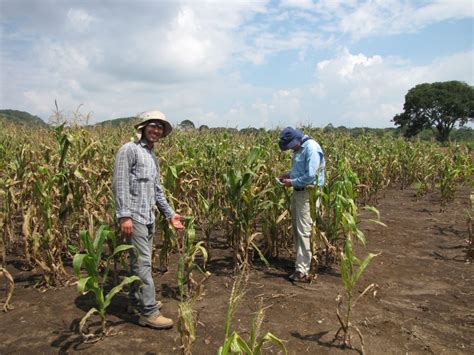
[277,127,325,283]
[113,110,184,329]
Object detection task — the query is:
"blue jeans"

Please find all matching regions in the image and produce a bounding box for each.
[128,221,160,317]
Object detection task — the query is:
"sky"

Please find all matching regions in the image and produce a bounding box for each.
[0,0,473,129]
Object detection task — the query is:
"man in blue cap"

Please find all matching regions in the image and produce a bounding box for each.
[278,127,325,282]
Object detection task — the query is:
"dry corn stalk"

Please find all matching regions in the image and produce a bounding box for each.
[0,267,14,312]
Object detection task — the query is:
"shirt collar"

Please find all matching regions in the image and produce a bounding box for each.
[137,139,153,151]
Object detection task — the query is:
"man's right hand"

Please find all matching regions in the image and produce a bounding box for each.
[120,217,133,237]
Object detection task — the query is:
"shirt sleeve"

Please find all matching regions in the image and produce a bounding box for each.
[152,157,175,219]
[112,144,134,219]
[291,143,321,188]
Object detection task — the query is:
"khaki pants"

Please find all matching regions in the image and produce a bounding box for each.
[291,190,312,274]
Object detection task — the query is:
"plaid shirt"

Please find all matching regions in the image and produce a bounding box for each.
[112,140,174,225]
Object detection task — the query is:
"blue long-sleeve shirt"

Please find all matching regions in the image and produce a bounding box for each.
[289,136,325,188]
[112,140,175,225]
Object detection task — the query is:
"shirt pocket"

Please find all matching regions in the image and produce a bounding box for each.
[293,152,305,165]
[130,171,149,197]
[136,172,150,182]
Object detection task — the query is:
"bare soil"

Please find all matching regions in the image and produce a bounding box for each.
[1,186,473,354]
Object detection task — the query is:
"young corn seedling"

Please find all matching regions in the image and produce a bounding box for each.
[218,269,287,355]
[333,216,379,354]
[176,217,210,300]
[176,217,211,355]
[73,223,139,342]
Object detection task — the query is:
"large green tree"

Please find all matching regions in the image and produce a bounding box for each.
[393,81,474,141]
[178,119,195,130]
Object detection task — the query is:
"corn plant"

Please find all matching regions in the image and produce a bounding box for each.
[438,147,472,209]
[157,160,191,271]
[222,146,269,271]
[157,214,177,272]
[314,160,360,268]
[196,190,222,260]
[73,223,139,341]
[333,223,379,354]
[466,193,473,262]
[176,217,210,300]
[307,185,333,278]
[218,269,287,355]
[260,184,292,258]
[176,217,211,355]
[438,157,460,209]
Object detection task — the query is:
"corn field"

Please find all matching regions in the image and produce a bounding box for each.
[0,119,472,354]
[0,119,471,288]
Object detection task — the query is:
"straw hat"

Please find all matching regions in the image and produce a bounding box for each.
[134,110,173,138]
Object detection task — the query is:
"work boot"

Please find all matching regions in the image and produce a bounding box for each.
[138,313,173,329]
[289,271,309,282]
[127,301,162,315]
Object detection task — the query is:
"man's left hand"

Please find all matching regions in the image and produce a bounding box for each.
[170,214,185,230]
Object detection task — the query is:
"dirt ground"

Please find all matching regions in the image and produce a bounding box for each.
[0,186,473,354]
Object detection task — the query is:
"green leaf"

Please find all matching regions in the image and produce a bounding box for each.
[340,253,352,293]
[366,219,387,227]
[355,229,366,245]
[93,225,109,261]
[169,165,178,179]
[111,244,136,258]
[103,275,141,310]
[193,242,209,264]
[77,276,92,293]
[363,205,381,220]
[80,229,94,256]
[353,253,377,285]
[68,244,79,254]
[73,253,87,275]
[230,332,252,353]
[218,337,233,355]
[250,241,269,267]
[255,332,288,354]
[344,235,354,266]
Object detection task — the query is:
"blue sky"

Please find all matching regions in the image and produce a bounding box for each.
[1,0,473,128]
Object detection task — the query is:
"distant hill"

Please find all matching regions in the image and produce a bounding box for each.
[0,109,48,126]
[93,116,137,127]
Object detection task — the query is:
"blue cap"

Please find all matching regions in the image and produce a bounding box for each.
[278,127,303,150]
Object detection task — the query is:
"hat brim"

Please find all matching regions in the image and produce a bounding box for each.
[135,119,173,138]
[279,136,301,151]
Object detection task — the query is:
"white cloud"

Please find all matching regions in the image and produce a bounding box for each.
[1,0,473,129]
[311,48,474,127]
[336,0,473,39]
[407,0,473,29]
[67,8,94,32]
[280,0,315,10]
